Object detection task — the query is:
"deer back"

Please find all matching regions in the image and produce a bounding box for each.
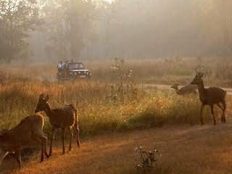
[0,114,44,151]
[49,106,76,128]
[204,87,226,104]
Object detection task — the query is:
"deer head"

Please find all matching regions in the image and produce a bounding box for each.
[35,94,50,113]
[170,83,179,90]
[191,70,204,85]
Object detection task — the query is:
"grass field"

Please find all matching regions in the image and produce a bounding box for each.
[2,123,232,174]
[0,78,208,135]
[1,57,232,173]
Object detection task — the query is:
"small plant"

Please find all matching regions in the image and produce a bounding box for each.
[109,58,138,103]
[135,145,160,173]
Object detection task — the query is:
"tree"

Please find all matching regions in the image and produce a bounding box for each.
[0,0,39,62]
[197,0,232,55]
[42,0,95,60]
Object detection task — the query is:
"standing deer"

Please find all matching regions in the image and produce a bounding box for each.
[35,94,80,156]
[0,114,48,168]
[190,72,226,125]
[171,83,197,95]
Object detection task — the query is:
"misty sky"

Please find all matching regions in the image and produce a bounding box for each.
[29,0,232,61]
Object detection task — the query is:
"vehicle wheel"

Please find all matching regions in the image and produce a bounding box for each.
[87,75,91,79]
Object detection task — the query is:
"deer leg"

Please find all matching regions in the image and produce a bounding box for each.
[211,105,216,125]
[49,128,55,156]
[0,152,9,166]
[200,105,204,125]
[14,150,22,169]
[68,127,73,151]
[40,135,49,160]
[33,132,49,161]
[74,124,80,148]
[61,128,65,154]
[217,103,223,110]
[216,103,224,121]
[40,141,44,162]
[221,101,226,123]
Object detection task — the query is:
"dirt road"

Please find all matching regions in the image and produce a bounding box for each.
[143,83,232,96]
[2,121,232,174]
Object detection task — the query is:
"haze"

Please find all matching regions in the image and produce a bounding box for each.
[0,0,231,62]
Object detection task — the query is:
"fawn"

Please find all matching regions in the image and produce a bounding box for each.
[35,94,80,156]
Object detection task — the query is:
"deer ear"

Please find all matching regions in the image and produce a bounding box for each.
[39,93,44,100]
[45,95,49,101]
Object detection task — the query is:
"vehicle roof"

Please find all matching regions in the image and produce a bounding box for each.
[68,62,84,64]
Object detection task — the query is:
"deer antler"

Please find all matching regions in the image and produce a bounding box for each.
[194,66,205,77]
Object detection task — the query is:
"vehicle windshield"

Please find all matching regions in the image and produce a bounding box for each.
[68,63,85,70]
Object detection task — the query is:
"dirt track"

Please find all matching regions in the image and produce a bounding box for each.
[2,121,232,174]
[143,84,232,96]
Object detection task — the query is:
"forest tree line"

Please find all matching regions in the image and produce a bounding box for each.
[0,0,232,62]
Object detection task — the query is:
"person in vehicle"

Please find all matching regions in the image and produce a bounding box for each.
[57,61,63,72]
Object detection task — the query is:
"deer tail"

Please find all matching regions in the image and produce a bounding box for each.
[71,105,78,128]
[67,104,78,127]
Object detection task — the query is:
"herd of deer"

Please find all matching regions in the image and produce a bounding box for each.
[0,94,80,168]
[0,71,227,169]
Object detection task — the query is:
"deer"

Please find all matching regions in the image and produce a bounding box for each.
[35,94,80,156]
[190,72,226,125]
[171,83,197,95]
[0,113,48,168]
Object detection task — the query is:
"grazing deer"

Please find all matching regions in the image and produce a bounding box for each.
[171,83,197,95]
[0,114,48,168]
[190,72,226,125]
[35,94,80,156]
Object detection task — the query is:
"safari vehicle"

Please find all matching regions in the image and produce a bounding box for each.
[57,62,91,81]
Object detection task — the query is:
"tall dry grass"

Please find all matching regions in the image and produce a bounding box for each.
[2,57,230,136]
[1,56,232,85]
[0,79,207,137]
